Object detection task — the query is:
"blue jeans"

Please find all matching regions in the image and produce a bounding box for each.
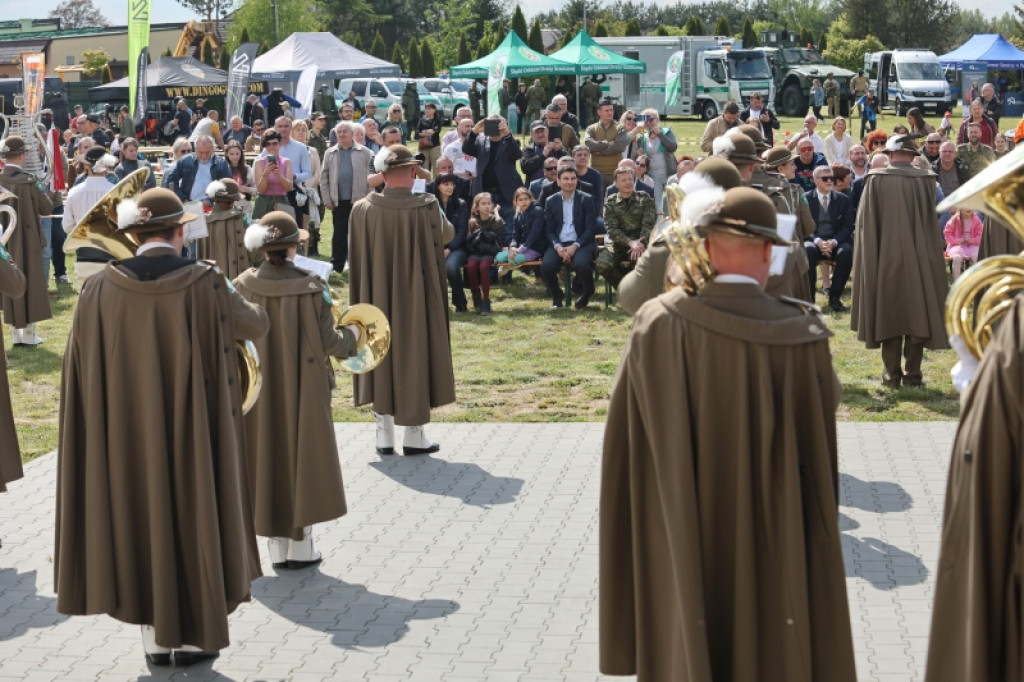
[445,248,469,309]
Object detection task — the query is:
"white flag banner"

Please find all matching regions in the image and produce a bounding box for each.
[293,65,320,119]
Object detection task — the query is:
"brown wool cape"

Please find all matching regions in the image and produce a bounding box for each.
[0,258,25,490]
[55,258,268,651]
[851,162,950,349]
[925,295,1024,682]
[233,262,356,540]
[978,213,1024,260]
[0,166,53,328]
[199,207,251,280]
[600,283,856,682]
[348,187,456,426]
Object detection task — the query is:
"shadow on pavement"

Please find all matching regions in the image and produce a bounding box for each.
[253,572,458,649]
[840,473,914,513]
[369,456,523,508]
[0,569,69,641]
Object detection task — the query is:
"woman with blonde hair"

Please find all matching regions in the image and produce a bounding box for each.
[823,117,854,165]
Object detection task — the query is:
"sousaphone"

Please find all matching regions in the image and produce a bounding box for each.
[939,144,1024,359]
[63,167,263,413]
[0,186,17,248]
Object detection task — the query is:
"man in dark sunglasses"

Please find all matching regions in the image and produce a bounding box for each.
[805,165,854,313]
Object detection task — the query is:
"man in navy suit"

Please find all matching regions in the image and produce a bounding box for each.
[530,158,560,199]
[543,167,599,309]
[462,114,523,224]
[804,165,855,312]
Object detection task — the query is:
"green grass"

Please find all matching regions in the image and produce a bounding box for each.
[9,110,958,461]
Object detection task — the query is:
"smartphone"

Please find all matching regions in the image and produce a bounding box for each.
[547,125,561,141]
[484,119,500,136]
[635,114,649,123]
[267,155,276,164]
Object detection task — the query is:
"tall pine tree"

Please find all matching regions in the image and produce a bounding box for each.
[458,34,472,65]
[741,17,758,47]
[528,19,544,54]
[370,32,387,60]
[713,17,731,37]
[685,16,705,36]
[625,18,642,36]
[407,36,422,78]
[391,43,406,76]
[511,5,529,42]
[818,31,827,52]
[421,40,436,78]
[351,33,364,51]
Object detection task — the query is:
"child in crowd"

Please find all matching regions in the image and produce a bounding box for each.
[465,192,504,316]
[497,188,545,266]
[943,207,983,280]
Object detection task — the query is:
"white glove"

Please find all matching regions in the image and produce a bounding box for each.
[949,334,979,395]
[344,324,361,344]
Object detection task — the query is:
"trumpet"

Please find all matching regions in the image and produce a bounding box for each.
[662,183,715,294]
[939,145,1024,359]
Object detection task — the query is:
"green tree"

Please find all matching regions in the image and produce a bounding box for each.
[799,27,814,46]
[239,28,251,45]
[162,47,173,57]
[741,16,759,46]
[476,36,492,60]
[713,16,730,36]
[511,5,529,41]
[407,36,422,78]
[320,0,385,45]
[822,32,883,72]
[818,30,827,52]
[219,46,231,70]
[391,42,406,75]
[351,33,364,51]
[655,25,669,36]
[201,40,216,67]
[493,22,507,46]
[81,48,111,77]
[370,31,387,60]
[625,18,642,36]
[458,33,472,64]
[528,19,545,53]
[228,0,322,50]
[684,16,705,36]
[421,40,436,77]
[49,0,110,28]
[595,21,610,37]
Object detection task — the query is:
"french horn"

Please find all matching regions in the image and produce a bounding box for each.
[662,183,715,294]
[938,144,1024,359]
[63,167,263,413]
[331,299,391,374]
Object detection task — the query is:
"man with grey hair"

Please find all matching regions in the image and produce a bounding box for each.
[163,134,231,203]
[223,115,251,147]
[321,121,374,274]
[441,106,474,148]
[551,93,580,133]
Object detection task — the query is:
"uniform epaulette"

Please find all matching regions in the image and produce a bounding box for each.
[778,295,822,317]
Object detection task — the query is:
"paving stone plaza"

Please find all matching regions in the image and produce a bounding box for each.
[0,421,957,681]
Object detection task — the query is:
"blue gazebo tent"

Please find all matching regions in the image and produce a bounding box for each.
[939,34,1024,69]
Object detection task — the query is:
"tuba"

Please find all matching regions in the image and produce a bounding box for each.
[63,167,263,413]
[0,94,53,184]
[0,186,17,247]
[331,299,391,374]
[662,183,716,294]
[939,145,1024,359]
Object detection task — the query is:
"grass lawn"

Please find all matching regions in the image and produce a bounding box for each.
[8,110,959,462]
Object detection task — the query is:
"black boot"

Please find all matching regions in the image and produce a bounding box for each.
[472,292,483,310]
[480,298,492,316]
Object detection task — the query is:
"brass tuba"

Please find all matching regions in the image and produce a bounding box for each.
[939,145,1024,359]
[0,186,17,247]
[63,167,263,413]
[331,300,391,374]
[662,183,716,294]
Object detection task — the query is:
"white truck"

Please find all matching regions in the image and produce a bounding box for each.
[593,36,775,120]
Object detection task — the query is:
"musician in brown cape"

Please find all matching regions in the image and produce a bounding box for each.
[0,243,25,501]
[199,179,251,279]
[55,188,269,665]
[348,144,455,455]
[601,187,856,682]
[234,211,359,570]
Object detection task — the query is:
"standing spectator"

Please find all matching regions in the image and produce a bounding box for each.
[907,108,935,138]
[580,75,603,128]
[791,137,828,192]
[787,114,825,154]
[980,82,1002,126]
[223,140,256,199]
[585,100,629,189]
[521,121,566,183]
[308,113,329,160]
[290,119,323,251]
[956,99,998,146]
[956,122,997,180]
[621,110,642,159]
[552,94,580,133]
[118,105,135,140]
[809,79,825,119]
[189,110,225,148]
[173,99,192,139]
[852,134,949,388]
[415,103,443,172]
[222,116,251,147]
[55,188,268,667]
[234,211,358,572]
[524,79,546,128]
[441,107,474,148]
[823,116,854,165]
[634,109,677,213]
[252,131,294,219]
[360,100,381,127]
[738,92,779,146]
[851,69,870,100]
[348,144,456,455]
[244,93,265,128]
[320,121,373,273]
[114,137,156,190]
[543,104,579,152]
[432,173,470,313]
[340,90,361,113]
[541,167,599,309]
[515,82,529,134]
[464,192,504,315]
[699,101,740,154]
[162,135,231,204]
[823,72,840,119]
[442,117,477,181]
[401,82,420,138]
[596,167,656,289]
[266,117,312,221]
[462,115,523,225]
[943,207,983,280]
[855,91,880,140]
[244,119,265,153]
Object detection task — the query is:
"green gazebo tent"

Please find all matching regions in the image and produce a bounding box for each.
[548,30,647,75]
[449,32,574,79]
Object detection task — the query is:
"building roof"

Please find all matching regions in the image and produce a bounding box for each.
[0,40,48,65]
[0,22,186,43]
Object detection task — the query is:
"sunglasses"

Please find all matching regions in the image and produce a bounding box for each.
[264,141,280,146]
[636,163,648,168]
[819,176,834,182]
[544,166,557,171]
[625,117,636,122]
[927,140,940,144]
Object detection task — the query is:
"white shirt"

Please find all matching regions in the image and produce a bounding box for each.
[806,132,825,155]
[714,273,759,285]
[558,192,577,244]
[64,176,114,234]
[443,139,477,178]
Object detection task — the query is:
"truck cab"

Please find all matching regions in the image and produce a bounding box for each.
[700,48,774,119]
[865,50,951,115]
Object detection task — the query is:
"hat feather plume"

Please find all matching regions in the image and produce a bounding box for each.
[244,224,271,251]
[116,197,140,230]
[373,146,392,173]
[206,180,226,199]
[681,187,726,227]
[678,171,718,196]
[712,135,736,158]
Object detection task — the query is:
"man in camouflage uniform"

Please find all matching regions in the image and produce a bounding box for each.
[597,167,656,289]
[823,73,841,120]
[581,76,603,128]
[525,79,547,129]
[956,121,996,180]
[317,87,336,128]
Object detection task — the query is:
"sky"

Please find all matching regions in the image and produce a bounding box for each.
[16,0,1022,28]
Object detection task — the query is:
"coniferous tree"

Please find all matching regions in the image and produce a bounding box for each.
[370,31,387,60]
[421,40,436,78]
[741,17,758,47]
[713,17,730,36]
[655,25,670,36]
[458,33,472,64]
[351,33,364,51]
[202,40,216,67]
[391,43,406,75]
[625,18,642,36]
[594,21,610,37]
[407,36,422,78]
[511,5,529,41]
[219,48,230,70]
[684,16,705,36]
[818,31,828,52]
[528,19,544,54]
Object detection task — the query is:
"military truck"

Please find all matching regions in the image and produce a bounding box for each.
[758,31,856,117]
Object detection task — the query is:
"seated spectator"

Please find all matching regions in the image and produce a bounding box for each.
[432,173,470,313]
[922,133,943,164]
[360,99,381,127]
[863,129,888,156]
[831,163,852,194]
[956,121,997,179]
[804,165,854,312]
[541,167,598,309]
[223,115,251,147]
[994,132,1011,158]
[530,158,559,200]
[427,155,472,203]
[245,119,265,153]
[521,121,566,183]
[162,134,230,203]
[465,192,504,315]
[498,187,546,265]
[114,137,156,190]
[906,108,934,138]
[666,156,696,187]
[606,159,654,199]
[933,140,969,200]
[823,117,854,165]
[596,167,656,289]
[944,207,983,280]
[538,157,596,207]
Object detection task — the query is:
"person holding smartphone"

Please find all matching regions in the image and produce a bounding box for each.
[636,109,677,215]
[462,115,524,225]
[253,131,294,219]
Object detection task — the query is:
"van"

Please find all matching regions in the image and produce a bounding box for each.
[865,50,951,115]
[335,78,441,118]
[417,78,472,123]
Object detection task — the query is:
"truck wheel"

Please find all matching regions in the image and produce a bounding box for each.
[781,84,807,118]
[701,100,717,121]
[895,98,905,116]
